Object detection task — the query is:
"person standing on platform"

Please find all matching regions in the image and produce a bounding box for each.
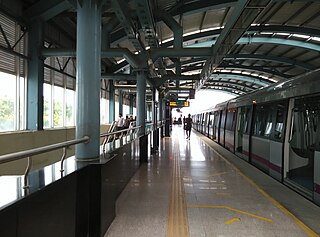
[117,113,125,131]
[185,114,192,139]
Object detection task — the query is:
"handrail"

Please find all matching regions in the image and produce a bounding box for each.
[0,136,90,188]
[100,125,142,151]
[100,125,142,137]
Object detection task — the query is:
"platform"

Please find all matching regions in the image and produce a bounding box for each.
[105,126,320,237]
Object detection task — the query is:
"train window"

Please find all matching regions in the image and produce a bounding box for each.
[253,104,273,137]
[221,110,226,128]
[244,107,251,134]
[226,109,236,131]
[274,103,286,140]
[209,113,215,126]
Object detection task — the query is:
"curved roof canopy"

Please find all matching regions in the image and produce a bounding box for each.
[5,0,320,97]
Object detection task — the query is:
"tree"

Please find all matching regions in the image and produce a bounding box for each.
[0,97,14,131]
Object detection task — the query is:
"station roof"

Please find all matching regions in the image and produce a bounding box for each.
[4,0,320,98]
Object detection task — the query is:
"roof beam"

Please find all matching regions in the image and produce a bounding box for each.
[111,0,145,51]
[209,73,270,86]
[134,0,158,48]
[199,0,272,90]
[23,0,74,22]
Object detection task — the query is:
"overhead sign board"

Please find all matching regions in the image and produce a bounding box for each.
[169,100,189,107]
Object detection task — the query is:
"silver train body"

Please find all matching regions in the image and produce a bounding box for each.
[193,69,320,206]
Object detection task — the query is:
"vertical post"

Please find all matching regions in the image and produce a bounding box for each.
[159,96,163,137]
[136,71,146,135]
[136,71,147,163]
[119,89,123,115]
[129,94,133,114]
[152,88,158,153]
[165,100,170,137]
[27,20,44,130]
[109,80,115,123]
[75,0,102,159]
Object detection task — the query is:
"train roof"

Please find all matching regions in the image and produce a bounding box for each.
[196,69,320,114]
[220,68,320,108]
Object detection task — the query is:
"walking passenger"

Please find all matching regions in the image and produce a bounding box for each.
[185,114,192,139]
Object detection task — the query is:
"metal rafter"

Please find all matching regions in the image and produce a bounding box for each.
[23,0,73,22]
[198,0,272,90]
[111,0,145,51]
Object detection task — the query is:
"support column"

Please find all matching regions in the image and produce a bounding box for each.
[27,20,44,130]
[159,96,163,137]
[136,71,146,135]
[129,94,134,114]
[137,71,147,163]
[75,0,102,159]
[109,80,115,123]
[165,100,170,137]
[152,88,158,153]
[119,90,123,115]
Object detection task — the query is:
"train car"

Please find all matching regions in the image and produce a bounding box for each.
[194,69,320,206]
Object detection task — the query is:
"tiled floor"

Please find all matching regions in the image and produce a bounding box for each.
[104,126,320,237]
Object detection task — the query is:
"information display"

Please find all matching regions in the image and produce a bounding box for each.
[169,100,189,107]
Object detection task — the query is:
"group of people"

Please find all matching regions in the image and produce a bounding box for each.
[117,112,192,139]
[117,113,135,131]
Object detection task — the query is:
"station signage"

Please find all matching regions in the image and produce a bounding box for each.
[169,100,189,107]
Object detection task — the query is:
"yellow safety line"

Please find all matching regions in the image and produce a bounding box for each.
[202,138,319,237]
[166,152,189,237]
[224,218,240,225]
[188,205,272,222]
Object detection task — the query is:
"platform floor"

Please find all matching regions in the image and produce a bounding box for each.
[105,126,320,237]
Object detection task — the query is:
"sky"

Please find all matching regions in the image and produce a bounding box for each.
[173,90,235,118]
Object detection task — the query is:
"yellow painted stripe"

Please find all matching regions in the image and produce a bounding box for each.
[166,153,189,237]
[224,218,240,225]
[189,205,272,222]
[202,139,319,237]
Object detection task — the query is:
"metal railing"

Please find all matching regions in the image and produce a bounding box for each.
[0,136,90,188]
[0,121,165,188]
[100,125,142,151]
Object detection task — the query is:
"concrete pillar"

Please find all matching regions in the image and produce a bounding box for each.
[136,71,146,135]
[75,0,102,159]
[152,88,158,153]
[129,94,134,114]
[109,80,115,123]
[159,96,163,137]
[27,20,44,130]
[137,71,148,163]
[119,90,123,115]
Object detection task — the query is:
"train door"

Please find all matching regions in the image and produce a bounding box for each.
[213,111,220,142]
[208,112,215,139]
[284,95,320,199]
[219,110,226,146]
[235,106,251,161]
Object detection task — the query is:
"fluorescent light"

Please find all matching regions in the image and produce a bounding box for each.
[292,34,310,39]
[178,93,188,97]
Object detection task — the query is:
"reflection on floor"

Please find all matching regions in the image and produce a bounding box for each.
[105,126,319,237]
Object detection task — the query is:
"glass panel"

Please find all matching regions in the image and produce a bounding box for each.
[43,83,52,128]
[253,104,272,137]
[0,72,16,132]
[226,109,236,130]
[220,110,226,128]
[53,86,64,127]
[19,77,26,130]
[274,103,285,140]
[65,89,75,126]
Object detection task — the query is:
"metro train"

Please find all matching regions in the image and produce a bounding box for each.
[193,69,320,206]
